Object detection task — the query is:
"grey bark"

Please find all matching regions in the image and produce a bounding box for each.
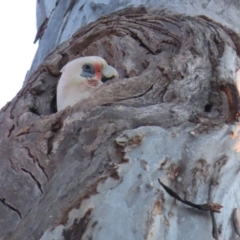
[1,1,240,240]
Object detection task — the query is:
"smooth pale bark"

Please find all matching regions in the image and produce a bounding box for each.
[1,1,240,240]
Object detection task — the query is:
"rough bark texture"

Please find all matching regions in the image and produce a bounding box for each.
[1,1,240,240]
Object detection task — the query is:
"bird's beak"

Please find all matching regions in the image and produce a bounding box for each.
[101,65,119,83]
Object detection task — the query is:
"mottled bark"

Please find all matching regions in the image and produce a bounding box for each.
[1,1,240,240]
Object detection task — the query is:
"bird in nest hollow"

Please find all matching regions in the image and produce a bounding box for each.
[57,56,118,111]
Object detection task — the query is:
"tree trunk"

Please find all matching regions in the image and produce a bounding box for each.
[1,1,240,240]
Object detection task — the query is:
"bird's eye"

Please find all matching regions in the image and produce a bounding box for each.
[81,64,95,77]
[83,64,92,70]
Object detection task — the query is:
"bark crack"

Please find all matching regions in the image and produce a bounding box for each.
[24,147,49,180]
[21,168,43,194]
[35,156,49,181]
[0,197,22,219]
[117,84,154,101]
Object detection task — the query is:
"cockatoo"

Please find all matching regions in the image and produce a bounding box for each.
[57,56,118,111]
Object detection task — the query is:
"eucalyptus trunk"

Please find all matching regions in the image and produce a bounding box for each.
[1,1,240,240]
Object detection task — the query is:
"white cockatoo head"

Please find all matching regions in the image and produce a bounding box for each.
[57,56,118,111]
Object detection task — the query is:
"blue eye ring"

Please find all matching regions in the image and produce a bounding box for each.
[82,64,94,72]
[81,64,95,78]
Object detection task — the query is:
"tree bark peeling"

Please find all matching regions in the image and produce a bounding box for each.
[1,5,240,240]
